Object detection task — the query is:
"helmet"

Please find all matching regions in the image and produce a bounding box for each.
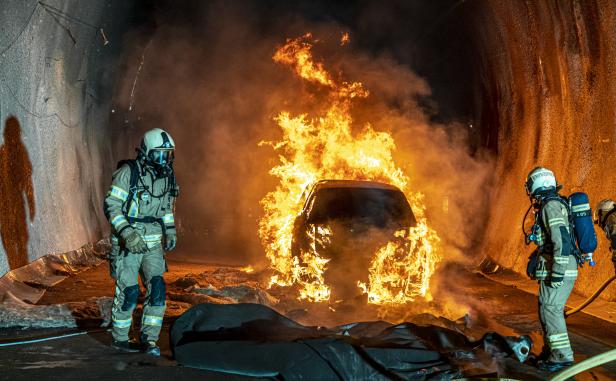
[139,128,175,169]
[594,199,615,226]
[525,167,557,197]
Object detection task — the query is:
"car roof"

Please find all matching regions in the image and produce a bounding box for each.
[311,179,402,191]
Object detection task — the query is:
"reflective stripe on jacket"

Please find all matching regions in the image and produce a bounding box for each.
[104,162,178,242]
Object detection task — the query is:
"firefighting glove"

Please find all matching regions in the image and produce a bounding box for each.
[550,279,564,288]
[165,233,177,252]
[122,228,148,254]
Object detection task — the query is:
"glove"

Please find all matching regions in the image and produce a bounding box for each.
[550,279,564,288]
[165,234,177,251]
[122,228,148,253]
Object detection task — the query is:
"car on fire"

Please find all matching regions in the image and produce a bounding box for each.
[291,180,417,301]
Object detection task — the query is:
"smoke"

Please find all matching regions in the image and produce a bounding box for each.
[113,1,494,279]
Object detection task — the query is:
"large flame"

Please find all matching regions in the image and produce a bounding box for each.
[259,33,440,304]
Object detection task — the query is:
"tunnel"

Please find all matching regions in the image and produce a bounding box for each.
[1,1,616,379]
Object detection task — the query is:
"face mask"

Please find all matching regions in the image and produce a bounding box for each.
[148,149,174,167]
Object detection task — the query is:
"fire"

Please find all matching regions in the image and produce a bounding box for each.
[259,33,441,304]
[239,265,255,273]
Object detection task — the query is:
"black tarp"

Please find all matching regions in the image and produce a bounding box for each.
[172,303,503,380]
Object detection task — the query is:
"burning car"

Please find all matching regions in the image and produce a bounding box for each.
[291,180,417,302]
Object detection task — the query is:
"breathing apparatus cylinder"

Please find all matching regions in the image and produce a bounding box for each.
[570,192,598,266]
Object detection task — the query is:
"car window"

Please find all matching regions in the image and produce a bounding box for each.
[306,187,416,227]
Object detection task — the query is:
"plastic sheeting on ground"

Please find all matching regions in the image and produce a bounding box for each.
[0,240,110,328]
[0,240,109,305]
[0,293,113,329]
[171,303,532,380]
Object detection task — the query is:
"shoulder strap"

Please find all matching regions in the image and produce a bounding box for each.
[116,160,140,214]
[169,167,178,197]
[541,195,583,262]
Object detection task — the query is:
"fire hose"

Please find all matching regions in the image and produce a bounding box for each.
[548,348,616,381]
[565,274,616,318]
[0,328,109,347]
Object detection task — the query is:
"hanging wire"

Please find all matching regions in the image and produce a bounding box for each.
[38,2,109,45]
[0,2,40,58]
[41,5,77,45]
[0,76,78,128]
[38,2,100,30]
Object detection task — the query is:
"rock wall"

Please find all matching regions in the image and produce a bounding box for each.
[476,1,616,300]
[0,1,133,276]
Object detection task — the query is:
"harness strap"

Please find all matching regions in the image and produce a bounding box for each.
[537,195,583,265]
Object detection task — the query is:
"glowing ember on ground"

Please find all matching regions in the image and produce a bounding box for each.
[259,33,441,304]
[239,265,255,273]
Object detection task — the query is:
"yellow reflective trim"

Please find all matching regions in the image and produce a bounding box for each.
[111,215,128,228]
[550,339,570,345]
[564,270,578,277]
[142,315,163,326]
[112,318,132,328]
[550,342,571,350]
[143,234,163,242]
[162,214,174,224]
[110,186,129,201]
[548,333,569,341]
[571,203,590,212]
[548,218,566,226]
[127,200,139,218]
[554,257,570,264]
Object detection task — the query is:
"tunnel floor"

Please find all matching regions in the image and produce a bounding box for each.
[1,257,615,380]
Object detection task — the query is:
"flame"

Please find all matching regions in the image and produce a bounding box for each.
[259,34,440,303]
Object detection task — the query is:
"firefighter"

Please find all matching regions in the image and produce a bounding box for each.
[525,167,577,372]
[595,199,616,269]
[104,128,179,356]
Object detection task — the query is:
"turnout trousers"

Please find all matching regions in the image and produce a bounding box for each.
[538,279,575,363]
[110,241,166,342]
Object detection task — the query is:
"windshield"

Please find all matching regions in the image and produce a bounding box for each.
[306,187,416,227]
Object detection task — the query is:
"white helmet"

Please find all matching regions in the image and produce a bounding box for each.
[525,167,557,196]
[595,199,615,226]
[140,128,175,168]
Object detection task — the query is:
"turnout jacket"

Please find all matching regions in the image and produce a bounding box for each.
[104,161,178,249]
[534,199,578,282]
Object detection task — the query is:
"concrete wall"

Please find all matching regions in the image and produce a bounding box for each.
[0,1,133,275]
[475,1,616,300]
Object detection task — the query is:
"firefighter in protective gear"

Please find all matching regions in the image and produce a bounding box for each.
[104,128,179,356]
[595,199,616,269]
[525,167,576,372]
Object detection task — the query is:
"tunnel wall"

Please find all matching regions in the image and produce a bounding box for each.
[0,1,133,276]
[476,1,616,300]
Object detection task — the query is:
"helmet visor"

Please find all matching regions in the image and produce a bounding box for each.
[149,149,174,166]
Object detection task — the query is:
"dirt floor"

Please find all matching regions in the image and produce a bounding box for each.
[1,257,615,380]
